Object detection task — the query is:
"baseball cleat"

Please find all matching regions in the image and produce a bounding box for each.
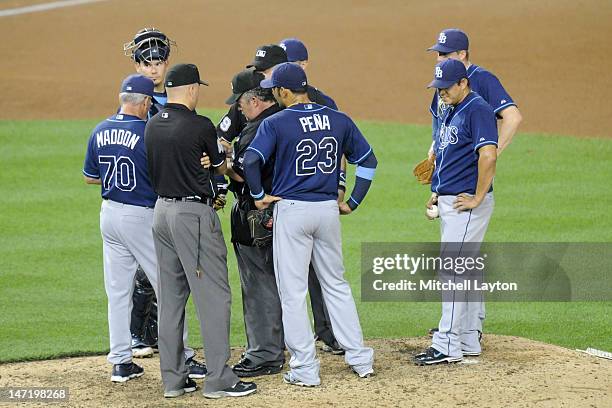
[283,372,320,387]
[232,357,283,377]
[185,357,207,379]
[462,350,481,357]
[352,367,374,378]
[132,346,154,358]
[321,340,345,355]
[164,378,198,398]
[110,362,144,382]
[413,347,462,365]
[202,381,257,399]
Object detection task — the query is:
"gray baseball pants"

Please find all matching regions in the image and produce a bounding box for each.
[273,199,373,385]
[432,193,494,357]
[99,199,194,365]
[152,199,239,393]
[234,243,284,365]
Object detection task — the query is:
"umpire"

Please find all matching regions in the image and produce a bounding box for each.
[223,69,285,377]
[145,63,256,399]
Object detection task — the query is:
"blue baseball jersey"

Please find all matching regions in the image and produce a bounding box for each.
[83,114,157,207]
[247,103,372,201]
[431,92,498,195]
[431,64,515,140]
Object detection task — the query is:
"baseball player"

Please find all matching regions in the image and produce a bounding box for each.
[82,74,168,382]
[243,63,377,386]
[413,59,498,365]
[425,28,521,339]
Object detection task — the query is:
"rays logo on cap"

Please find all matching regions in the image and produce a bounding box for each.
[256,50,267,57]
[435,66,443,78]
[438,32,447,44]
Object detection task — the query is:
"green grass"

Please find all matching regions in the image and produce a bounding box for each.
[0,112,610,363]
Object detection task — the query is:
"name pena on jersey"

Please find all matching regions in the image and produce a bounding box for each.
[96,128,140,150]
[299,113,331,133]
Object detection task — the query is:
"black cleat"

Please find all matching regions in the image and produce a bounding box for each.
[232,357,283,377]
[111,362,144,383]
[164,378,198,398]
[413,347,462,365]
[203,381,257,399]
[186,357,207,379]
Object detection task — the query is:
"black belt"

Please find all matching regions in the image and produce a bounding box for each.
[160,196,213,206]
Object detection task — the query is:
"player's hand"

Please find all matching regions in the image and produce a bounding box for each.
[453,193,481,211]
[255,194,281,210]
[339,202,353,215]
[201,153,211,169]
[426,193,438,209]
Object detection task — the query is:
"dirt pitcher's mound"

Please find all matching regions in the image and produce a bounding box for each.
[0,335,610,407]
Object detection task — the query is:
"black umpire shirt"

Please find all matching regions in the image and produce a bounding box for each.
[145,103,225,199]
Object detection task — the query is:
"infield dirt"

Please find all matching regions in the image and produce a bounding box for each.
[1,336,610,407]
[1,0,611,137]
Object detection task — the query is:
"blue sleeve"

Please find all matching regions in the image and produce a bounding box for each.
[479,71,515,115]
[323,94,338,110]
[347,152,377,210]
[82,133,99,178]
[471,106,498,152]
[246,119,277,165]
[430,92,439,118]
[343,118,372,164]
[243,151,264,200]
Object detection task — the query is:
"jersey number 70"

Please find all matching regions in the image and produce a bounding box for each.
[295,137,338,176]
[99,155,137,191]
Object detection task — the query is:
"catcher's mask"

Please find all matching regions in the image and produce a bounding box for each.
[124,27,176,63]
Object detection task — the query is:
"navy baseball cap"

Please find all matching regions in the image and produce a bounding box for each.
[120,74,154,97]
[165,63,209,88]
[225,69,265,105]
[279,38,308,62]
[246,44,288,71]
[427,29,469,53]
[427,59,467,89]
[260,62,308,90]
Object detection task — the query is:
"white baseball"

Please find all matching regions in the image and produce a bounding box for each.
[426,204,439,219]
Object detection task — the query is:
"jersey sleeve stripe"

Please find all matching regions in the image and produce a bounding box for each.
[250,189,265,200]
[212,158,226,167]
[355,165,376,181]
[349,148,373,165]
[429,106,438,118]
[246,147,266,164]
[493,102,517,113]
[473,141,498,152]
[349,196,361,206]
[82,169,100,178]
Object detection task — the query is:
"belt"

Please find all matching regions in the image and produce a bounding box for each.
[160,196,213,206]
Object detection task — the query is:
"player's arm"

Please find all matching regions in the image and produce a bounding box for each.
[496,106,522,156]
[243,120,279,209]
[454,145,496,210]
[83,175,101,185]
[340,152,378,214]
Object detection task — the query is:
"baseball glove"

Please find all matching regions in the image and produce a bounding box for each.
[413,156,435,184]
[247,204,274,247]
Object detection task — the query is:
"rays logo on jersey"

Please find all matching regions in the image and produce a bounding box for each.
[438,32,447,44]
[438,124,459,150]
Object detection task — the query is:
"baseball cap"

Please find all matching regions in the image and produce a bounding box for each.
[246,44,288,71]
[427,29,469,53]
[120,74,154,97]
[260,62,307,90]
[225,69,265,105]
[165,63,209,88]
[427,59,467,89]
[279,38,308,62]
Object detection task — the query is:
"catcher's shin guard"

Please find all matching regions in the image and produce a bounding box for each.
[130,268,156,339]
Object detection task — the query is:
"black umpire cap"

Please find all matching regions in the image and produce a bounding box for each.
[246,44,288,71]
[165,63,209,88]
[225,69,265,105]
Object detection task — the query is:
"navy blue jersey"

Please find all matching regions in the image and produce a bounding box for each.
[431,64,515,140]
[83,114,157,207]
[431,92,498,195]
[247,103,371,201]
